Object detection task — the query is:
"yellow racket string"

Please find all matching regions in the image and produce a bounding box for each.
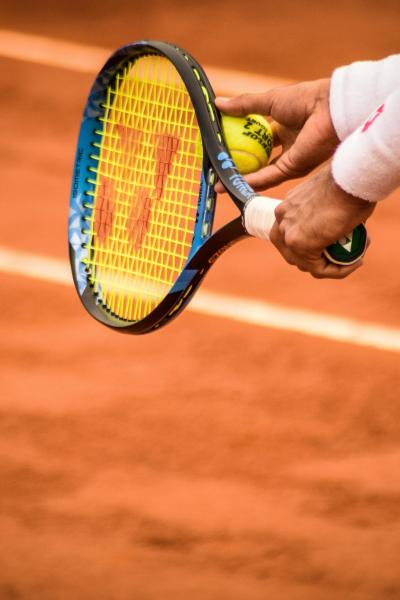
[84,55,203,321]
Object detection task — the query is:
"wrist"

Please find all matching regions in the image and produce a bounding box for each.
[330,174,370,208]
[315,78,340,150]
[328,165,376,226]
[325,78,341,146]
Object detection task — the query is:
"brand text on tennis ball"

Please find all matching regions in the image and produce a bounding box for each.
[221,114,273,174]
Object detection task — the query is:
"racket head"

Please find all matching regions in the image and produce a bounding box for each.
[68,41,246,334]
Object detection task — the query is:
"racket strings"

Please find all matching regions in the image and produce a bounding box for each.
[84,55,203,321]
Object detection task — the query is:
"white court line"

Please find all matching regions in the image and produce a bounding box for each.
[1,246,400,353]
[0,29,292,95]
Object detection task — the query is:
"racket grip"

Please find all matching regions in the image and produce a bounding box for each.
[244,195,367,266]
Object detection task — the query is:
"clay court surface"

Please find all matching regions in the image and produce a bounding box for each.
[1,2,400,598]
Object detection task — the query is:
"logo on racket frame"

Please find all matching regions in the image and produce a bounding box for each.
[217,152,254,200]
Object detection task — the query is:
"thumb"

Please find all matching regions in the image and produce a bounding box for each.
[245,163,295,191]
[215,92,274,117]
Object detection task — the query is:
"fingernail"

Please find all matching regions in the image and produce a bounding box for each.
[215,96,230,103]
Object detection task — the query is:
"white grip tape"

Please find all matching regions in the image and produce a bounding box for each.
[244,196,281,240]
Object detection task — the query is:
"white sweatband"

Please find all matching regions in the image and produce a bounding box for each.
[330,55,400,141]
[332,87,400,202]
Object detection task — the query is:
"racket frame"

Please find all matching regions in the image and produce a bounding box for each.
[69,41,249,334]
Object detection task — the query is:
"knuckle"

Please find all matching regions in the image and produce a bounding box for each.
[277,156,304,180]
[336,269,353,280]
[310,271,324,279]
[274,204,285,222]
[237,93,253,112]
[278,220,287,236]
[284,229,303,251]
[285,254,297,266]
[269,226,282,248]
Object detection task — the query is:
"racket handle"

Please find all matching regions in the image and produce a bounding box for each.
[244,196,367,266]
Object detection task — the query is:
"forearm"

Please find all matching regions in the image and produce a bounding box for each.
[332,87,400,202]
[330,54,400,140]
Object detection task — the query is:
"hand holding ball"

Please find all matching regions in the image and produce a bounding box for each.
[221,114,273,174]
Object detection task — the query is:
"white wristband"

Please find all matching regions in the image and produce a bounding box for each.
[330,55,400,140]
[332,88,400,202]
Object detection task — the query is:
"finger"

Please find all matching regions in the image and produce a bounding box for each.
[215,92,276,117]
[216,160,300,194]
[268,120,282,148]
[215,180,227,194]
[308,258,364,279]
[296,265,309,272]
[244,161,300,191]
[269,224,297,265]
[284,255,363,279]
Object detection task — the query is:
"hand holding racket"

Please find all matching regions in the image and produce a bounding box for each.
[68,41,367,334]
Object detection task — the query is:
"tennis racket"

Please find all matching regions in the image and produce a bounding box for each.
[68,41,367,334]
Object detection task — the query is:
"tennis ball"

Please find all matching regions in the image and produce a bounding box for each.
[221,114,273,174]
